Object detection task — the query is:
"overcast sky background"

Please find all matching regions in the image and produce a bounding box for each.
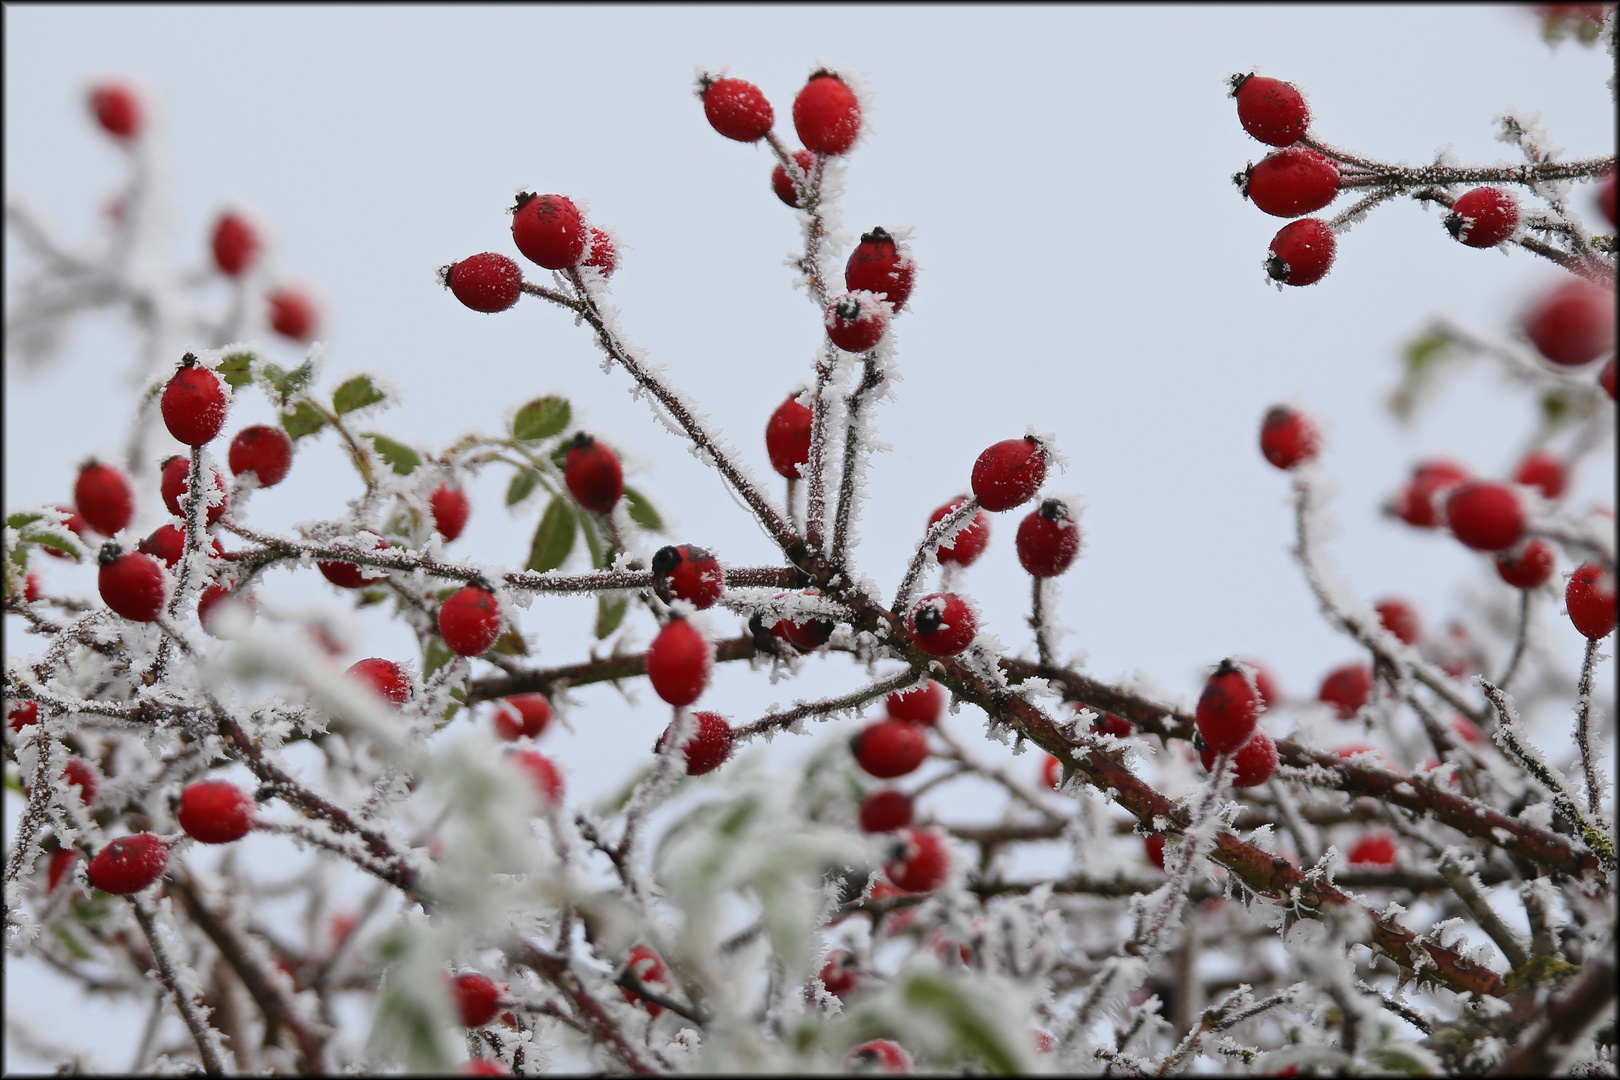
[5,5,1616,1070]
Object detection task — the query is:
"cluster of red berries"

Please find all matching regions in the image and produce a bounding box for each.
[1193,659,1277,788]
[442,189,619,314]
[852,681,945,780]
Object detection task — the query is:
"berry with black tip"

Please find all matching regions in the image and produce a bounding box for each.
[656,711,734,775]
[1016,498,1081,578]
[1239,148,1339,218]
[162,356,228,446]
[1446,187,1519,247]
[563,433,624,513]
[450,972,503,1028]
[1513,449,1568,501]
[700,76,774,142]
[511,193,586,270]
[825,292,889,353]
[929,497,990,567]
[1523,277,1616,368]
[1445,481,1526,551]
[211,212,260,277]
[347,658,411,708]
[88,834,168,895]
[445,252,522,313]
[765,393,813,478]
[493,694,553,741]
[1375,597,1421,646]
[907,593,977,657]
[884,827,949,893]
[89,82,142,140]
[1194,659,1262,754]
[1260,406,1320,469]
[1496,540,1556,589]
[1199,730,1277,787]
[652,544,725,609]
[268,287,318,340]
[886,681,945,726]
[431,483,471,541]
[620,945,669,1017]
[859,789,914,833]
[1266,218,1336,286]
[178,779,255,843]
[847,1040,912,1074]
[646,616,711,705]
[97,542,166,622]
[971,437,1047,512]
[1318,663,1371,720]
[853,717,929,779]
[772,149,816,207]
[439,585,503,656]
[793,72,861,155]
[1566,562,1616,639]
[1231,73,1310,146]
[161,454,229,525]
[820,950,862,998]
[228,424,293,488]
[845,227,915,310]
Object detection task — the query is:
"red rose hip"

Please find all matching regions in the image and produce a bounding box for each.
[445,252,523,313]
[492,694,553,740]
[886,681,945,726]
[1495,540,1555,589]
[1566,562,1616,639]
[1199,730,1277,787]
[74,460,135,536]
[511,749,565,807]
[853,717,929,779]
[1266,218,1336,286]
[98,543,167,622]
[793,72,861,155]
[161,454,229,524]
[825,293,889,353]
[700,76,774,142]
[620,945,669,1016]
[765,394,813,479]
[1374,598,1421,646]
[563,433,624,513]
[228,425,294,488]
[177,779,255,844]
[820,950,862,998]
[884,827,948,893]
[651,544,725,609]
[845,227,916,310]
[1260,406,1322,469]
[1522,278,1616,368]
[647,616,711,706]
[1347,832,1397,867]
[211,212,260,277]
[1445,481,1526,551]
[439,586,503,656]
[1016,498,1082,578]
[1318,663,1372,720]
[772,149,816,208]
[1195,659,1263,754]
[430,483,471,541]
[847,1040,912,1074]
[267,287,318,341]
[511,193,586,270]
[858,789,914,833]
[87,834,168,895]
[63,758,100,804]
[1231,74,1310,147]
[657,711,734,775]
[1446,187,1519,248]
[584,229,617,276]
[971,437,1047,513]
[1239,147,1340,218]
[347,658,411,708]
[907,593,977,657]
[450,972,503,1028]
[1513,449,1568,501]
[162,358,228,446]
[929,497,990,567]
[1394,459,1471,528]
[89,82,142,140]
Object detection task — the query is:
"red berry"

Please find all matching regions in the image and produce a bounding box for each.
[929,497,991,567]
[1265,218,1336,286]
[1240,148,1340,218]
[1015,498,1082,578]
[1089,709,1132,738]
[87,834,168,895]
[97,543,167,622]
[773,607,835,652]
[1446,187,1520,248]
[886,681,945,726]
[1445,481,1526,551]
[42,505,88,559]
[657,711,734,776]
[462,1063,509,1076]
[346,658,411,708]
[563,433,624,514]
[1318,663,1372,720]
[584,229,617,276]
[1566,562,1616,639]
[8,701,40,732]
[23,572,42,603]
[853,718,929,779]
[319,560,384,589]
[177,779,255,844]
[858,789,914,833]
[47,849,79,893]
[907,593,977,657]
[971,437,1047,512]
[1605,358,1618,400]
[847,1040,912,1074]
[1375,598,1422,646]
[445,252,523,313]
[1346,832,1397,867]
[701,77,774,142]
[1043,754,1063,790]
[450,972,503,1028]
[439,586,503,656]
[825,293,889,353]
[1239,657,1281,710]
[765,393,813,478]
[63,758,100,805]
[161,361,228,446]
[771,149,816,208]
[510,749,565,807]
[647,616,711,706]
[160,455,229,525]
[1143,834,1167,871]
[1523,277,1616,368]
[1195,659,1263,754]
[1199,730,1278,787]
[1513,449,1568,502]
[89,82,142,140]
[1259,406,1321,469]
[210,212,260,277]
[431,484,471,542]
[884,828,949,893]
[73,460,135,536]
[228,424,294,488]
[1394,459,1471,528]
[1232,74,1310,147]
[620,945,669,1017]
[1596,167,1617,228]
[199,582,255,636]
[511,193,586,270]
[493,694,553,741]
[793,72,861,155]
[267,287,319,341]
[845,227,916,311]
[819,949,862,998]
[651,545,726,609]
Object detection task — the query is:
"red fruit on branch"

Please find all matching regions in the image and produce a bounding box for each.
[1043,754,1063,790]
[1015,498,1081,578]
[228,424,294,488]
[858,789,914,833]
[563,433,624,513]
[793,72,861,155]
[450,972,503,1028]
[1512,449,1568,501]
[89,82,142,140]
[430,483,471,541]
[656,711,735,776]
[819,950,862,998]
[47,850,79,893]
[1566,562,1616,639]
[765,393,813,479]
[771,149,816,208]
[1444,481,1526,551]
[1374,597,1422,646]
[1495,539,1556,589]
[971,437,1047,512]
[929,497,991,567]
[63,758,100,805]
[884,827,949,893]
[773,606,835,652]
[97,543,166,622]
[1522,277,1616,367]
[886,681,945,726]
[162,359,228,446]
[87,834,168,895]
[1090,710,1132,738]
[701,76,774,142]
[1604,357,1617,400]
[510,749,565,807]
[178,779,255,844]
[161,454,229,524]
[210,212,260,277]
[1143,834,1167,872]
[1199,730,1278,787]
[511,193,586,270]
[199,581,254,636]
[492,694,553,741]
[1318,663,1372,720]
[907,593,977,657]
[853,717,929,779]
[1239,147,1339,218]
[825,292,889,352]
[1445,186,1519,248]
[1394,459,1471,528]
[1239,657,1281,710]
[445,252,523,313]
[845,227,915,310]
[1347,832,1398,867]
[584,229,617,275]
[267,286,319,341]
[8,702,40,732]
[1266,218,1336,286]
[439,586,503,656]
[620,945,669,1016]
[847,1040,912,1074]
[1195,659,1263,754]
[73,460,134,536]
[346,658,412,708]
[461,1061,509,1076]
[647,616,711,705]
[1231,74,1311,146]
[319,559,384,589]
[42,505,88,559]
[652,544,725,609]
[1259,406,1320,469]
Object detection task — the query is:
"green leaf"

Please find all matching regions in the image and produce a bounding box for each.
[363,434,421,476]
[52,923,93,961]
[527,499,576,573]
[262,359,316,404]
[332,374,386,415]
[506,468,540,507]
[218,351,255,388]
[550,442,572,469]
[423,636,455,678]
[579,509,609,570]
[18,523,85,563]
[281,401,327,441]
[594,594,629,639]
[6,511,46,531]
[356,588,391,608]
[901,973,1025,1075]
[1388,327,1459,422]
[513,396,571,441]
[623,487,663,533]
[492,627,529,656]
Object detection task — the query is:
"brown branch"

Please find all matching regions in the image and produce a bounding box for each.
[1490,950,1616,1076]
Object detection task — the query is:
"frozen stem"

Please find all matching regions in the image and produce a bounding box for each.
[893,496,981,613]
[1573,636,1605,816]
[130,896,229,1076]
[1436,848,1530,970]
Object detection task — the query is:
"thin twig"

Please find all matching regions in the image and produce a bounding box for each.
[1572,637,1604,816]
[1436,848,1529,970]
[130,896,228,1076]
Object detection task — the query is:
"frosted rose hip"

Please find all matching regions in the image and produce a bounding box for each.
[445,252,522,313]
[1240,147,1339,218]
[929,497,990,567]
[1231,74,1310,146]
[1444,481,1525,552]
[701,77,774,142]
[1266,218,1336,286]
[971,437,1047,512]
[793,72,861,155]
[1446,186,1519,248]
